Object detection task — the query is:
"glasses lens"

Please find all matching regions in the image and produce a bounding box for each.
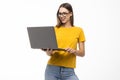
[58,12,69,16]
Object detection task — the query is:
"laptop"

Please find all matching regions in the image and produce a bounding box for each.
[27,26,65,51]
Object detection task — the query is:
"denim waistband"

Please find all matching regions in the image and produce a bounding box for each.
[45,64,78,80]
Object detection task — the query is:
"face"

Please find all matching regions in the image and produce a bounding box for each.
[58,7,72,24]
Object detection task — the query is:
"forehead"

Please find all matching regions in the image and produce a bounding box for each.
[59,7,69,13]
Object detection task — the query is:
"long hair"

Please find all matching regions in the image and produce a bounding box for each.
[56,3,74,28]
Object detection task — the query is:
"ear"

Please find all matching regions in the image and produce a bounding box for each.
[70,12,73,17]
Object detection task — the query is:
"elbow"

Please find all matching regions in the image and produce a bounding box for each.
[81,53,85,57]
[78,52,85,57]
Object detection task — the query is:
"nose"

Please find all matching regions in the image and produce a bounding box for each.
[59,15,64,17]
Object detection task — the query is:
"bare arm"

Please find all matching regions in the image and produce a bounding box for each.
[75,42,85,57]
[65,41,85,57]
[41,41,85,57]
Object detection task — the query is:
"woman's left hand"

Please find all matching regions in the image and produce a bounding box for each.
[65,48,77,54]
[65,42,85,57]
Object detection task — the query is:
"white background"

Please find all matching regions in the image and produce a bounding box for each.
[0,0,120,80]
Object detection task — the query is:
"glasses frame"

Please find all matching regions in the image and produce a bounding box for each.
[58,12,70,17]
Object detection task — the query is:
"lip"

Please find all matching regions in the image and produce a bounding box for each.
[60,17,66,21]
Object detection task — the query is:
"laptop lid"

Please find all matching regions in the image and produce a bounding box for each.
[27,26,65,51]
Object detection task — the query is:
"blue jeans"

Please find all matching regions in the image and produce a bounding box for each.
[45,64,79,80]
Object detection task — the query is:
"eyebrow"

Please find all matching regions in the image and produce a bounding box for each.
[58,11,69,13]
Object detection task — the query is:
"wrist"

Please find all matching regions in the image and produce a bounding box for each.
[74,50,79,55]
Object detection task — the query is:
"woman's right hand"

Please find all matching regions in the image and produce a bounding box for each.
[41,48,53,56]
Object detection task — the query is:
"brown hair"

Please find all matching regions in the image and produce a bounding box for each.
[56,3,74,27]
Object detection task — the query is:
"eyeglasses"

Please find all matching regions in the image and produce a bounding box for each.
[58,12,70,17]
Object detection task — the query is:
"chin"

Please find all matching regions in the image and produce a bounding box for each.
[61,21,67,24]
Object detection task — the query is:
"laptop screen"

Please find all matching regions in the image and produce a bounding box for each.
[27,26,58,49]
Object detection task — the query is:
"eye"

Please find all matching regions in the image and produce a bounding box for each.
[58,12,69,16]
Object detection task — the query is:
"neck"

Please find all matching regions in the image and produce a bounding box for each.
[62,22,72,27]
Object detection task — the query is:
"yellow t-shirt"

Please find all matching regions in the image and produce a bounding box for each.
[48,26,86,68]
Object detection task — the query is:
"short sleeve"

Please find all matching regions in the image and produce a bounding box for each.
[78,28,86,42]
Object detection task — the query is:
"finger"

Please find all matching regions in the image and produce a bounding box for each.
[49,48,52,51]
[70,49,75,53]
[65,47,70,50]
[69,49,72,52]
[66,48,75,53]
[46,48,50,51]
[66,48,71,52]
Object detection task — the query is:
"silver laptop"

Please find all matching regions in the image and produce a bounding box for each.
[27,26,65,51]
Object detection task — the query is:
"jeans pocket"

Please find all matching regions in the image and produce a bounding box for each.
[62,68,75,77]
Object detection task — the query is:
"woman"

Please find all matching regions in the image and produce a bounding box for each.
[43,3,85,80]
